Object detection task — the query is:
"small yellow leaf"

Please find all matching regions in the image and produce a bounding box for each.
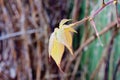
[51,38,64,67]
[59,19,72,28]
[56,28,74,55]
[49,29,64,69]
[64,31,73,55]
[65,27,77,33]
[49,19,77,71]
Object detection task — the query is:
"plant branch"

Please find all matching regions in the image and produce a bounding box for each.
[74,21,117,61]
[0,0,114,41]
[65,21,117,73]
[104,27,118,80]
[72,0,81,22]
[90,26,118,80]
[0,28,43,40]
[90,0,114,19]
[113,58,120,80]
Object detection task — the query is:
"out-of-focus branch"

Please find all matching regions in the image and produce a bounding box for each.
[70,0,90,79]
[90,0,114,19]
[74,21,117,61]
[65,21,117,74]
[72,0,81,22]
[16,0,33,79]
[29,0,42,79]
[104,27,118,80]
[113,58,120,80]
[90,25,118,80]
[82,0,90,42]
[0,29,43,40]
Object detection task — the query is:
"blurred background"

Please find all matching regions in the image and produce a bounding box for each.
[0,0,120,80]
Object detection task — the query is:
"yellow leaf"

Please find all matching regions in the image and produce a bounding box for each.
[64,31,73,55]
[49,19,77,71]
[56,28,74,55]
[49,29,64,69]
[51,39,64,68]
[59,19,77,33]
[59,19,72,28]
[49,32,55,58]
[65,27,77,33]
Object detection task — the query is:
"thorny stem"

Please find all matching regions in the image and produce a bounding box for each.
[87,0,114,46]
[90,19,103,46]
[65,21,117,74]
[90,0,114,19]
[74,21,117,61]
[71,0,114,47]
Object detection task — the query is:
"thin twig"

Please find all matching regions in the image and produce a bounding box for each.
[72,0,81,22]
[90,0,114,19]
[17,0,33,79]
[65,21,117,74]
[0,29,43,40]
[29,0,42,79]
[82,0,90,42]
[113,58,120,80]
[35,0,50,80]
[74,21,117,61]
[90,26,119,80]
[70,2,90,79]
[104,27,118,80]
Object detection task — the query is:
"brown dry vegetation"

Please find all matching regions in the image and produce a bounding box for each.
[0,0,69,80]
[0,0,120,80]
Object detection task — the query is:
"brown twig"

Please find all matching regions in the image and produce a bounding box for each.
[65,21,117,74]
[75,21,117,62]
[0,28,43,40]
[29,0,42,79]
[104,27,118,80]
[0,0,17,79]
[0,0,119,80]
[72,0,81,22]
[69,0,116,69]
[90,0,114,19]
[113,58,120,80]
[34,0,50,80]
[16,0,33,80]
[82,0,90,42]
[90,26,119,80]
[70,1,90,79]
